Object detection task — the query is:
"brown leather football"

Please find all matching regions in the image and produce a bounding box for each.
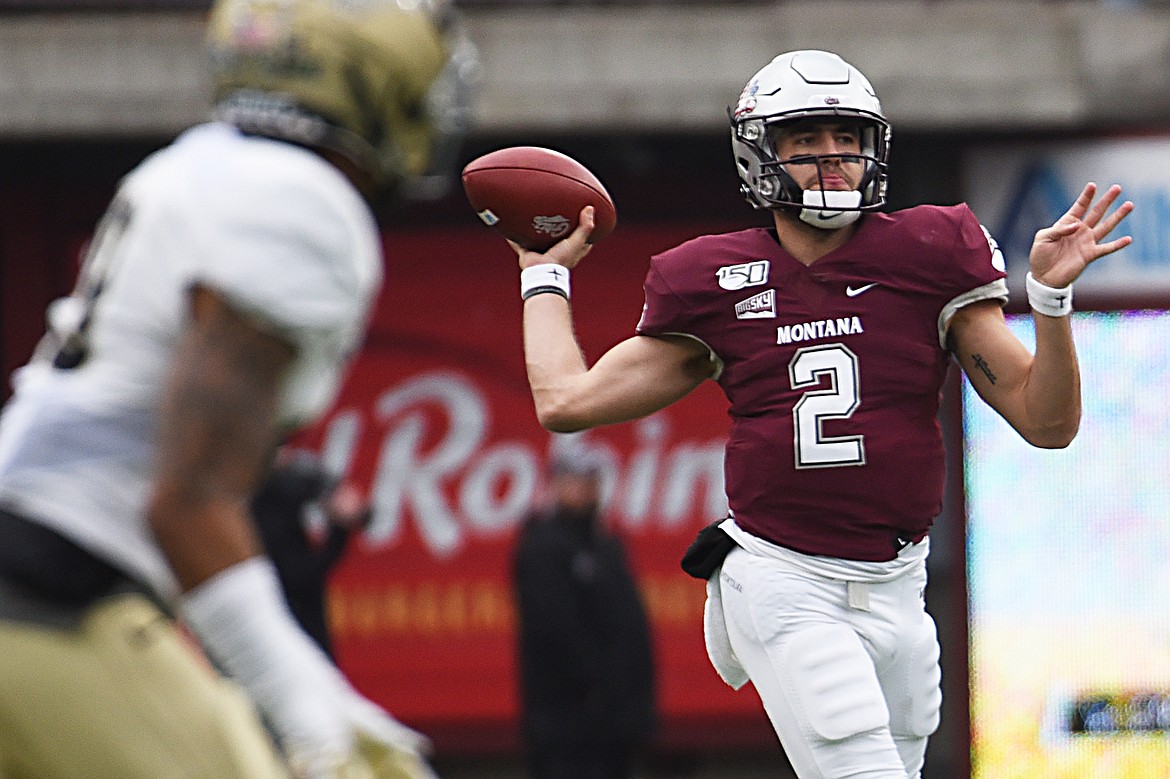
[462,146,617,251]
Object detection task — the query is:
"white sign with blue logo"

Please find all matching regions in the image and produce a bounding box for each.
[963,137,1170,296]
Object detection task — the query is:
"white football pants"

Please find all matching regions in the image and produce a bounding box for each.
[716,544,941,778]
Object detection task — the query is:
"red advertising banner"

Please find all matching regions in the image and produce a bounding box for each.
[292,225,777,753]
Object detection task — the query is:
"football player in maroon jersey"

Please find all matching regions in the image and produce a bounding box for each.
[510,50,1132,778]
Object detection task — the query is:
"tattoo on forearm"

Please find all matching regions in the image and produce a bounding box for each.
[971,353,997,385]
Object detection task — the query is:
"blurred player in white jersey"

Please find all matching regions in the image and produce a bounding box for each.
[0,1,475,777]
[508,50,1132,777]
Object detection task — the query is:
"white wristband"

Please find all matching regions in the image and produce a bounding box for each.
[520,263,570,301]
[181,557,351,764]
[1025,272,1073,317]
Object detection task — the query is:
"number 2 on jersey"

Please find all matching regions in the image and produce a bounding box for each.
[789,344,866,469]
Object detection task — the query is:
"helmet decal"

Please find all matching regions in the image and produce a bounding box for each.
[733,81,760,119]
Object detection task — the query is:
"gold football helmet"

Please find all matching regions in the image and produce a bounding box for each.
[207,0,478,196]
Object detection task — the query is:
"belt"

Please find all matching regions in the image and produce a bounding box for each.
[0,507,136,608]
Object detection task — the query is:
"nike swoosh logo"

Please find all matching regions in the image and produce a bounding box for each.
[846,283,879,297]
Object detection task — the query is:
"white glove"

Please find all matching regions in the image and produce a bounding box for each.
[181,557,438,779]
[286,681,437,779]
[340,716,442,779]
[317,692,439,779]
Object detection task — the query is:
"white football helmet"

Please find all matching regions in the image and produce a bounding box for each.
[207,0,479,198]
[730,50,890,229]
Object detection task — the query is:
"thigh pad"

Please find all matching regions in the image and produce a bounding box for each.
[781,623,889,742]
[886,614,942,739]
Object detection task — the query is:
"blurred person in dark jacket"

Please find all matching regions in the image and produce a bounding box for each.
[251,450,372,660]
[512,453,657,779]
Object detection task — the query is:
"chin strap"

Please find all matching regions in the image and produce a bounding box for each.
[799,189,863,229]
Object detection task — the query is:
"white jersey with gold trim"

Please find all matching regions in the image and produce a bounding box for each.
[0,123,382,601]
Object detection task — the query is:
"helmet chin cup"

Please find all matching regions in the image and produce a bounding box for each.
[799,189,863,229]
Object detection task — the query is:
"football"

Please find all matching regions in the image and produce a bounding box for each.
[461,146,617,252]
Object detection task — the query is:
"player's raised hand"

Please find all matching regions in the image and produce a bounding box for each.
[509,205,596,272]
[1029,182,1134,288]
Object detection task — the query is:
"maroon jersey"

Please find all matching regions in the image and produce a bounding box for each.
[637,204,1007,561]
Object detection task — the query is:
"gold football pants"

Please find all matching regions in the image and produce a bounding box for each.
[0,592,289,779]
